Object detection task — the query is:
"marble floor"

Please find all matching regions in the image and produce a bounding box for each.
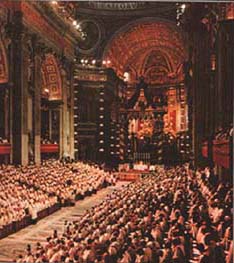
[0,182,128,262]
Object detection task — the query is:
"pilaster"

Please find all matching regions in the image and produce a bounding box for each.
[69,63,75,159]
[33,38,43,165]
[59,66,68,158]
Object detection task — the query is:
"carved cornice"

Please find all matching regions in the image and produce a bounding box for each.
[75,72,107,82]
[0,1,77,61]
[77,2,176,18]
[33,1,80,50]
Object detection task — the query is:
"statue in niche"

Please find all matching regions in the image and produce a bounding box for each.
[27,38,35,92]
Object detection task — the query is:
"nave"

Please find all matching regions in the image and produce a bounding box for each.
[0,1,233,263]
[0,165,232,263]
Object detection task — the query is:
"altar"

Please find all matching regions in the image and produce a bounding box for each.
[119,162,150,172]
[133,163,149,171]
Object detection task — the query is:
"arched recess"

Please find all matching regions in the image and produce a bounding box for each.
[41,54,62,101]
[142,49,173,73]
[0,39,9,84]
[142,49,177,85]
[103,18,188,84]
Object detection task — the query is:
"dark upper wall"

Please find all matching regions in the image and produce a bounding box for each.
[74,2,177,59]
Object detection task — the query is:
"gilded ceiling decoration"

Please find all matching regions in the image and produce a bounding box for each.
[83,2,148,11]
[41,54,62,101]
[77,2,176,16]
[103,21,187,85]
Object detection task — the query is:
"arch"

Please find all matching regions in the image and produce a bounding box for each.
[0,39,8,84]
[41,54,62,101]
[142,49,174,84]
[141,49,173,74]
[103,17,188,84]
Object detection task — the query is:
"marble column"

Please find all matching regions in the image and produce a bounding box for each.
[33,40,42,165]
[69,63,75,159]
[59,67,68,158]
[216,27,223,129]
[191,26,210,167]
[11,11,28,165]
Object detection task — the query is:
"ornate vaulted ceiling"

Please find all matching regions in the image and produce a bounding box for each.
[72,2,178,58]
[53,1,187,86]
[103,21,187,85]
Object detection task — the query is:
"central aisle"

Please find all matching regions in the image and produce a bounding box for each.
[0,182,129,262]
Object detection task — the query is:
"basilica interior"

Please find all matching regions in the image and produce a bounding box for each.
[0,1,233,263]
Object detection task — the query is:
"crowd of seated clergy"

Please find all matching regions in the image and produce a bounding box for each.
[0,161,115,237]
[16,165,232,263]
[19,161,116,205]
[0,166,57,230]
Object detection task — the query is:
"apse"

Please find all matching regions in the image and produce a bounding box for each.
[103,19,188,85]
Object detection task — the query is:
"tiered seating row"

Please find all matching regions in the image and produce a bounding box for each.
[0,161,116,240]
[15,165,232,263]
